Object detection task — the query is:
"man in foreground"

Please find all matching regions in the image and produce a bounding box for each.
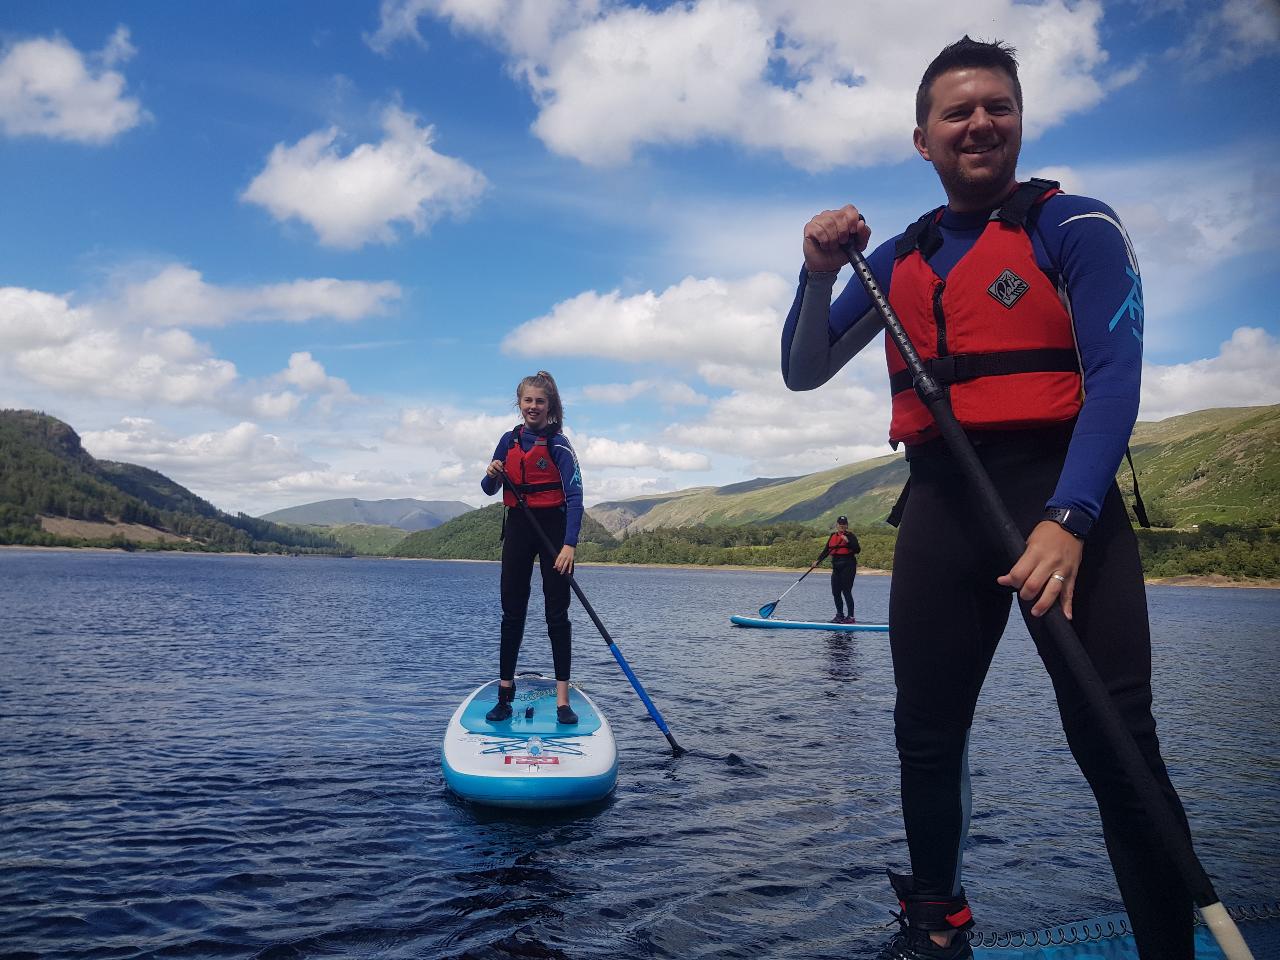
[781,37,1194,960]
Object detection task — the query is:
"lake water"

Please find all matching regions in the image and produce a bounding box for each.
[1,551,1277,959]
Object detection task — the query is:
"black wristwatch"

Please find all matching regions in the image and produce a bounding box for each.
[1043,507,1091,540]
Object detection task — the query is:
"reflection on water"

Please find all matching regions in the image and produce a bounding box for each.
[0,551,1276,958]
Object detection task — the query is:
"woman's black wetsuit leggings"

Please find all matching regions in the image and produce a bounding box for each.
[830,558,856,618]
[889,433,1193,960]
[499,506,572,682]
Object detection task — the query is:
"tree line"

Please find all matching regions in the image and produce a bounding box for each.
[393,504,1278,581]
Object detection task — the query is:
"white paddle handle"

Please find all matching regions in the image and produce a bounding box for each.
[1201,902,1254,960]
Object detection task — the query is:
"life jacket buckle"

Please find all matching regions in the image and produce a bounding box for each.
[930,354,957,385]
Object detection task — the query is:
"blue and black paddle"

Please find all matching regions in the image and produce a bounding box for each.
[758,556,823,618]
[498,472,685,757]
[840,239,1254,959]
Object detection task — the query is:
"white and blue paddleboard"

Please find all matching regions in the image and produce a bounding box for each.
[442,675,618,809]
[730,614,890,632]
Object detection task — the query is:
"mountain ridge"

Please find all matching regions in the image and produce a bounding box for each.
[587,404,1280,535]
[260,497,472,531]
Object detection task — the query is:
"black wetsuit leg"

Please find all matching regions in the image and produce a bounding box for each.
[889,439,1193,960]
[498,507,572,682]
[831,558,856,618]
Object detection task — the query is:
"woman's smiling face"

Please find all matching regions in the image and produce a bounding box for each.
[519,385,550,429]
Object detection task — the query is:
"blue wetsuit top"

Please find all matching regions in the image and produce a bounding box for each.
[781,192,1145,531]
[481,425,585,547]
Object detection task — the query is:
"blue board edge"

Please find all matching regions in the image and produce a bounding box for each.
[730,614,890,632]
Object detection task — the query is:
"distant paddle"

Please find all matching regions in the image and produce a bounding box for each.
[498,472,685,757]
[840,238,1256,960]
[758,557,822,619]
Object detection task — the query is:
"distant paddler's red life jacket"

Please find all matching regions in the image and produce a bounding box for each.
[826,533,854,557]
[502,426,565,508]
[886,178,1083,447]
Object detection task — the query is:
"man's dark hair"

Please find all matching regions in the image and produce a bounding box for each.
[915,36,1022,127]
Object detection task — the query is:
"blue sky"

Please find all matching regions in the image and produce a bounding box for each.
[2,0,1277,515]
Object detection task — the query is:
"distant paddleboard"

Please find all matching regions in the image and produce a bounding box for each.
[442,675,618,809]
[730,614,889,632]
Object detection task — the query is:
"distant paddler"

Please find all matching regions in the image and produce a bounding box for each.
[817,515,861,623]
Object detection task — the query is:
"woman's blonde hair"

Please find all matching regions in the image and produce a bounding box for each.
[516,370,564,430]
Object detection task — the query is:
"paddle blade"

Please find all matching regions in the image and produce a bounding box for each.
[758,601,778,619]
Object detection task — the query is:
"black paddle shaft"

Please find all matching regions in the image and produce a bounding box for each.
[496,472,684,755]
[842,242,1221,909]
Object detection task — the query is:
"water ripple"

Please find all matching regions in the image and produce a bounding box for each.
[1,552,1276,958]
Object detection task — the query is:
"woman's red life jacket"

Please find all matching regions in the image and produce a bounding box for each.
[826,532,854,557]
[502,426,565,508]
[885,179,1083,447]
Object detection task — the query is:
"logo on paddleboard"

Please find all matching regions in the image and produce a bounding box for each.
[505,756,560,766]
[988,269,1029,308]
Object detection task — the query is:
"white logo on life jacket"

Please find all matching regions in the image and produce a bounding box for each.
[988,269,1029,308]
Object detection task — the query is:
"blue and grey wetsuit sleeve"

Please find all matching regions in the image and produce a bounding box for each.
[552,436,584,547]
[780,239,898,390]
[480,433,512,497]
[1036,196,1145,531]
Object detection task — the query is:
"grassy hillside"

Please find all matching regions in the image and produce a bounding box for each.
[591,405,1280,536]
[394,504,616,560]
[0,410,349,554]
[301,523,408,556]
[1128,405,1279,527]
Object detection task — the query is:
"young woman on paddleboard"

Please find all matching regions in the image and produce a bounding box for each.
[479,370,584,726]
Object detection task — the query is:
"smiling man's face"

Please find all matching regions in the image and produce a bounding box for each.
[913,66,1023,213]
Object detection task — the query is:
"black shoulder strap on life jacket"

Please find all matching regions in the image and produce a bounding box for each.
[895,207,945,261]
[994,177,1059,227]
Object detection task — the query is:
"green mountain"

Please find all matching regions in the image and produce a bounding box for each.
[297,522,408,556]
[591,404,1280,535]
[261,497,472,531]
[0,410,349,554]
[1127,406,1280,527]
[394,503,616,560]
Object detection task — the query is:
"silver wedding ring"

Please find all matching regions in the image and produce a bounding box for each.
[1050,572,1067,584]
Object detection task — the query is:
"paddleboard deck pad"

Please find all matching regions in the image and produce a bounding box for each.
[969,905,1280,957]
[730,614,889,632]
[442,675,617,809]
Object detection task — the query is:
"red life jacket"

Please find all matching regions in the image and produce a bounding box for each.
[886,178,1083,447]
[826,532,854,557]
[502,426,565,508]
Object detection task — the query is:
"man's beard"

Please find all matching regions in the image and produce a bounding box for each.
[938,150,1019,210]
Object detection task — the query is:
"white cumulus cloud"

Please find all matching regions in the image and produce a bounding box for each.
[383,0,1117,170]
[0,26,148,143]
[0,286,92,350]
[1140,327,1280,422]
[576,434,711,471]
[503,273,791,368]
[241,104,488,248]
[111,264,401,327]
[581,378,709,407]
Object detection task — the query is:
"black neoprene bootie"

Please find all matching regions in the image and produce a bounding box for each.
[485,682,515,722]
[873,870,974,960]
[556,704,578,725]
